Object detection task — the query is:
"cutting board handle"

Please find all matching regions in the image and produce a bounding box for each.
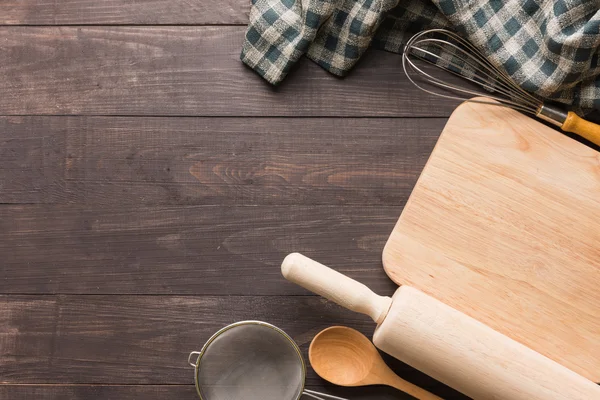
[281,253,392,324]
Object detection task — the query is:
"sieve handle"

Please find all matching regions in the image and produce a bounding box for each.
[281,253,392,324]
[188,351,201,368]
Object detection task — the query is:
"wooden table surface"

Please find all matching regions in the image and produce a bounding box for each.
[0,2,468,399]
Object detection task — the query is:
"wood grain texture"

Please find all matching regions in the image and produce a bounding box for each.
[0,3,472,398]
[0,116,442,205]
[0,295,366,384]
[0,117,65,203]
[0,295,466,399]
[0,386,199,400]
[0,0,250,25]
[0,385,459,400]
[383,101,600,382]
[0,27,461,116]
[0,205,399,295]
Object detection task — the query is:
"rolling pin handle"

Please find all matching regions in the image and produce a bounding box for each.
[281,253,392,324]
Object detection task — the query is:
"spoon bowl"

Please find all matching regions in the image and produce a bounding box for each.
[309,325,376,386]
[309,326,442,400]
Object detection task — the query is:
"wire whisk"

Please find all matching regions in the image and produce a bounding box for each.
[402,29,600,147]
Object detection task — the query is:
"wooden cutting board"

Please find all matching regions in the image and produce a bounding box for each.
[383,100,600,382]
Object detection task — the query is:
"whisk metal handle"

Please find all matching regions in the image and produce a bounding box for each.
[536,105,568,127]
[562,112,600,147]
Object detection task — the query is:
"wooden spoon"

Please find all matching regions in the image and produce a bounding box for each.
[309,326,442,400]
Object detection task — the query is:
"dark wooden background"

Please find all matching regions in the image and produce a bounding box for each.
[0,1,469,399]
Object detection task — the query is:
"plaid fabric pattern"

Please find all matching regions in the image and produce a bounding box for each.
[241,0,337,84]
[305,0,400,75]
[241,0,600,112]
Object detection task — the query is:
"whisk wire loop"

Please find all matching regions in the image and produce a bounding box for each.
[402,29,600,147]
[403,29,542,115]
[402,54,534,115]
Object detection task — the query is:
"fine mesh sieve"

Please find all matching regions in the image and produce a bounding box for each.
[188,321,348,400]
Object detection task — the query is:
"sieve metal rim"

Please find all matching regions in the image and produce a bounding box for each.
[188,320,307,400]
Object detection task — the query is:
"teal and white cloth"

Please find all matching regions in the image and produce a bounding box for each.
[241,0,600,112]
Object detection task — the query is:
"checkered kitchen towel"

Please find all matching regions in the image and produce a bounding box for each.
[241,0,600,112]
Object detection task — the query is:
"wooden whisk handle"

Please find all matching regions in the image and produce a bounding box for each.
[562,112,600,146]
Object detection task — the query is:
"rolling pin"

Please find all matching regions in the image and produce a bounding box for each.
[281,253,600,400]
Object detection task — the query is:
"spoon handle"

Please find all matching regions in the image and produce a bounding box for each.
[281,253,392,324]
[385,373,443,400]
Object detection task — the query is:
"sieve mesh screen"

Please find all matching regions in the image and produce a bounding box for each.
[197,323,305,400]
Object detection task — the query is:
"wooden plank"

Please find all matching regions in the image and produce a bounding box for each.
[0,27,460,116]
[0,385,468,400]
[0,295,370,384]
[0,386,200,400]
[0,0,250,25]
[0,117,65,203]
[0,116,443,205]
[0,205,400,295]
[0,296,467,399]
